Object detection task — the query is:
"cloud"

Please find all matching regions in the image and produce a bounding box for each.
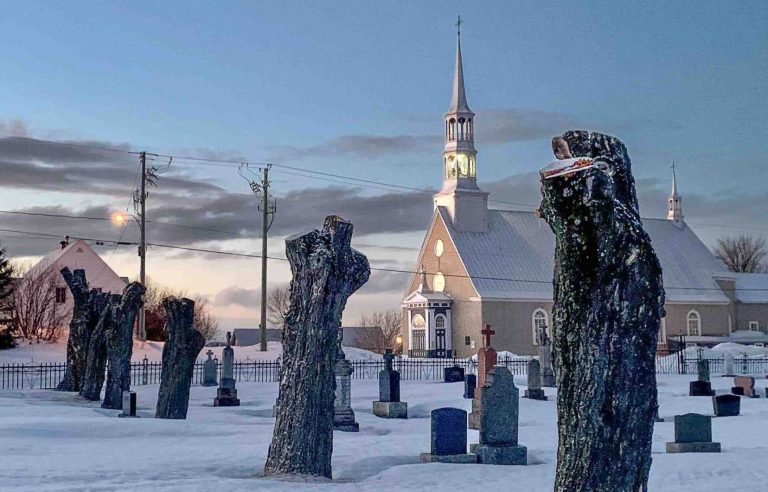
[215,286,259,308]
[268,134,440,161]
[477,109,583,144]
[0,119,29,138]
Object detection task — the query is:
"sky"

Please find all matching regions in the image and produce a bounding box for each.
[1,1,766,329]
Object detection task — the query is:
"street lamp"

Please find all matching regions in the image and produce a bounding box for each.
[395,335,403,355]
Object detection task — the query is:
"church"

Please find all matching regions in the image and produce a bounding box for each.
[401,32,768,358]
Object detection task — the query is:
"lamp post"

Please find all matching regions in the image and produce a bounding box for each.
[395,335,403,356]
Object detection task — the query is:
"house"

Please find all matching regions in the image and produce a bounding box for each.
[401,33,768,358]
[25,238,128,329]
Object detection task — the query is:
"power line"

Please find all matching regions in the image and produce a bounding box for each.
[1,225,766,292]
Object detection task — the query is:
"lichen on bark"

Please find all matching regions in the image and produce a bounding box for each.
[264,216,370,479]
[539,131,665,491]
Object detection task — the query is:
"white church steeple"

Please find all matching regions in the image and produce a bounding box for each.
[667,162,684,223]
[434,16,488,233]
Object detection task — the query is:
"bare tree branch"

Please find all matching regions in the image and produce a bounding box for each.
[714,235,767,273]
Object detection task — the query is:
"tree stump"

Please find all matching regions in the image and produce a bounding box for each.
[264,216,370,479]
[102,282,145,410]
[78,293,112,401]
[155,297,205,419]
[540,131,665,491]
[56,268,108,392]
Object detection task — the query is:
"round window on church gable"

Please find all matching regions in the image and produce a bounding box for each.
[433,272,446,292]
[434,239,444,257]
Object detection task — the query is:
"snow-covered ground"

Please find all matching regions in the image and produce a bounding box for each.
[0,375,766,491]
[0,340,380,364]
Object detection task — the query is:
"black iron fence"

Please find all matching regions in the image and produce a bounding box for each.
[1,353,766,390]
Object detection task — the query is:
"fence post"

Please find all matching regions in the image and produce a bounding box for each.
[142,356,149,385]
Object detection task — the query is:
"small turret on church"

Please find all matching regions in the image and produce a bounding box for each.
[667,163,684,224]
[433,18,489,233]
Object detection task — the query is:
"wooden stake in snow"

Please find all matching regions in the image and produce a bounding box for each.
[264,216,370,479]
[540,131,665,491]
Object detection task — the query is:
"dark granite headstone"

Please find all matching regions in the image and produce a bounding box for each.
[118,391,138,418]
[373,349,407,418]
[444,365,465,383]
[712,394,740,417]
[419,408,476,463]
[471,367,527,465]
[202,350,217,387]
[464,374,477,399]
[666,413,721,453]
[690,360,714,396]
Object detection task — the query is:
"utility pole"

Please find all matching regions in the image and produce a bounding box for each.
[239,163,277,351]
[133,151,167,341]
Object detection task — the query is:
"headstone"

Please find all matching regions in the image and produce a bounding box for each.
[443,365,465,383]
[214,333,240,406]
[689,360,714,396]
[419,408,477,463]
[373,349,407,419]
[118,391,138,418]
[666,413,721,453]
[202,350,217,387]
[723,353,735,377]
[538,331,556,388]
[155,297,206,419]
[732,375,757,398]
[470,367,527,465]
[333,358,359,431]
[524,359,547,400]
[469,325,496,430]
[464,374,477,399]
[712,394,740,417]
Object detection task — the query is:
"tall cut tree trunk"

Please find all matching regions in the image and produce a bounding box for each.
[102,282,145,410]
[56,268,97,392]
[79,294,115,401]
[264,216,370,479]
[155,297,204,419]
[540,131,665,492]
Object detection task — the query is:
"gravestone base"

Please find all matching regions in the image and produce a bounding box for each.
[334,407,359,432]
[731,386,744,396]
[373,401,408,419]
[689,381,714,396]
[470,443,527,465]
[524,388,547,401]
[419,453,477,464]
[213,378,240,407]
[202,381,218,388]
[118,391,139,418]
[334,422,360,432]
[665,441,721,453]
[541,372,556,388]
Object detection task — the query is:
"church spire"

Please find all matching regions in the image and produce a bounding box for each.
[667,162,684,223]
[448,16,471,114]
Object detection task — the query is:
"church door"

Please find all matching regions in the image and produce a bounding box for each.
[435,329,446,358]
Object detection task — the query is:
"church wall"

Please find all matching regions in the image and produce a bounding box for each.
[480,300,553,356]
[734,303,768,333]
[401,212,479,356]
[662,303,732,338]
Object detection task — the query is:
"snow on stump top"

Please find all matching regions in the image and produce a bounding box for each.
[539,130,665,491]
[264,216,370,480]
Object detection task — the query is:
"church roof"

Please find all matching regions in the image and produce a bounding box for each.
[436,207,731,303]
[734,273,768,303]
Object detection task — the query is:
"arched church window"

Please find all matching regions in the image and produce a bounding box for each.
[687,311,701,336]
[412,313,426,328]
[458,117,465,140]
[435,315,445,328]
[448,118,456,141]
[532,309,549,345]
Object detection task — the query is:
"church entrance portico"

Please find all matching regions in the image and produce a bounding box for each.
[403,267,453,358]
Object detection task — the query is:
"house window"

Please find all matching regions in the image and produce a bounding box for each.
[532,309,549,345]
[658,318,667,345]
[55,287,67,304]
[749,321,759,331]
[464,336,471,346]
[435,315,445,328]
[687,310,701,336]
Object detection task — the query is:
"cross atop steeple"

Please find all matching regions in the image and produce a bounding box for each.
[456,14,462,37]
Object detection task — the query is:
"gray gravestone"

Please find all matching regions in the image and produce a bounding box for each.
[666,413,721,453]
[464,374,477,399]
[118,391,138,418]
[333,358,359,431]
[202,350,217,387]
[420,408,477,463]
[723,353,735,377]
[524,359,547,400]
[689,360,714,396]
[470,367,527,465]
[214,332,240,406]
[712,394,740,417]
[373,349,407,419]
